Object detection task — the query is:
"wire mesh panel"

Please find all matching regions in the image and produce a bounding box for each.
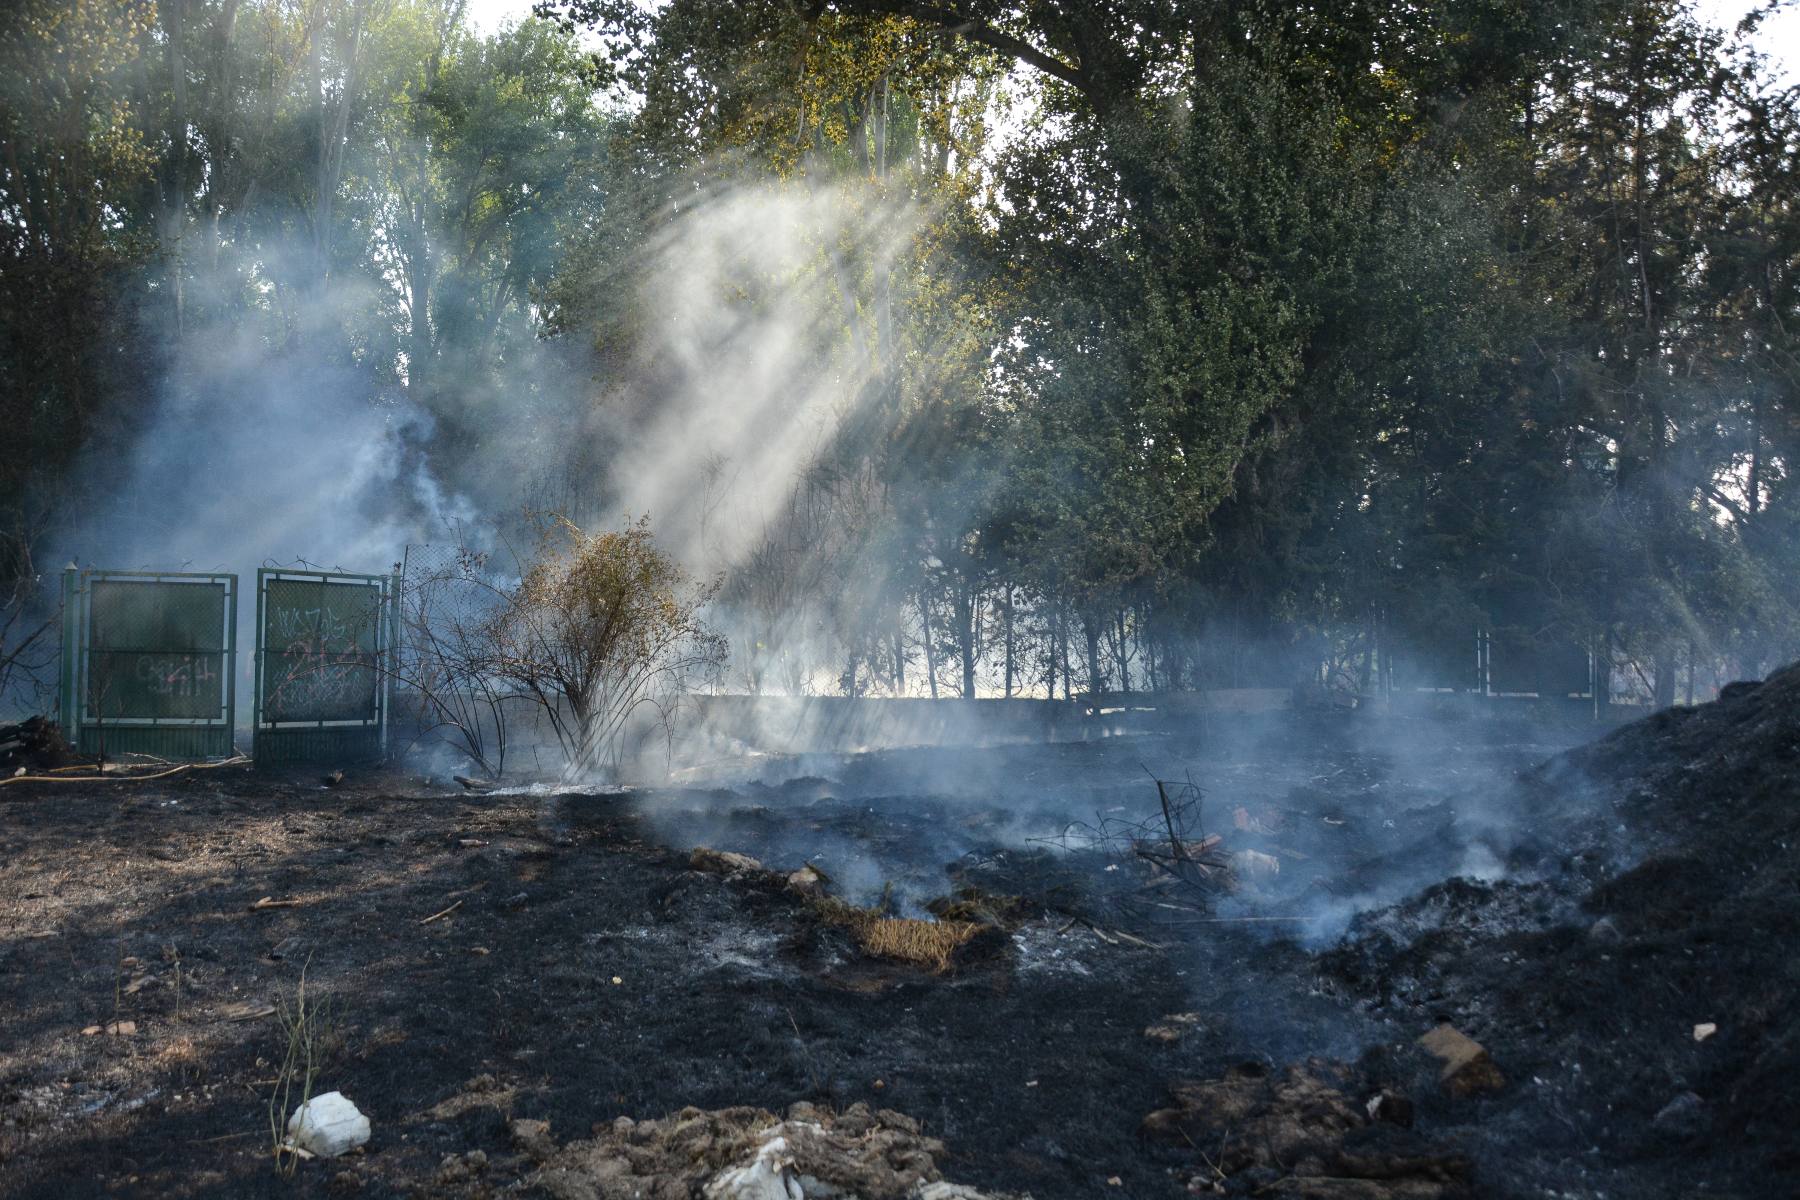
[253,569,396,766]
[59,569,238,758]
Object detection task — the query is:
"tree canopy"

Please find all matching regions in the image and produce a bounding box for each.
[3,0,1796,706]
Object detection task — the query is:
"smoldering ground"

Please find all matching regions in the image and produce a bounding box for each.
[10,682,1789,1200]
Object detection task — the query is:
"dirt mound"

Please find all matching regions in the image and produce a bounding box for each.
[526,1101,1025,1200]
[1141,1059,1471,1197]
[1324,662,1800,1196]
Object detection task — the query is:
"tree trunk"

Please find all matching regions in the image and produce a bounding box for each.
[1115,609,1131,693]
[1051,611,1065,705]
[1002,586,1015,699]
[1653,643,1677,709]
[159,0,192,337]
[918,589,938,700]
[1084,615,1103,701]
[954,584,976,698]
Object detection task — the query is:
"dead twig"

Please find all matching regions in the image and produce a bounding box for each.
[1156,778,1189,864]
[419,899,464,925]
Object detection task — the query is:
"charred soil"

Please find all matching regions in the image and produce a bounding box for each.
[1323,666,1800,1198]
[1,693,1791,1198]
[0,770,1190,1198]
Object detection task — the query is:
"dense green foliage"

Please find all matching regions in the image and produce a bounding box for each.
[2,0,1796,704]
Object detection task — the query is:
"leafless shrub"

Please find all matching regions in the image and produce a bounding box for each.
[1034,774,1233,926]
[0,520,57,716]
[268,961,336,1177]
[395,544,514,778]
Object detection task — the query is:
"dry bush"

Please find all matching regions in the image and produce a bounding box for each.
[487,515,724,777]
[396,516,725,779]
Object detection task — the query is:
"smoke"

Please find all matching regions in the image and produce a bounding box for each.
[612,700,1608,934]
[62,320,460,577]
[592,180,921,575]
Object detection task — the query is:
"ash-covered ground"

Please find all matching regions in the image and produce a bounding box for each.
[1,685,1794,1199]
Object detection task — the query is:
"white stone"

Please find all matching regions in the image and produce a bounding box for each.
[286,1091,370,1158]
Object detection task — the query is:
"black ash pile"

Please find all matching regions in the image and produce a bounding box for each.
[1319,665,1800,1198]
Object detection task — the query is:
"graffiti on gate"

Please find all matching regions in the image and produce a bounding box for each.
[262,586,382,723]
[135,653,221,699]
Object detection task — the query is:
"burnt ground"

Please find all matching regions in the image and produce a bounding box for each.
[1321,666,1800,1199]
[0,692,1792,1199]
[0,765,1214,1200]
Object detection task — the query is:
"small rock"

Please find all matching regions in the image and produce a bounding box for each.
[510,1116,555,1161]
[1693,1022,1717,1042]
[691,847,765,876]
[1144,1012,1204,1043]
[1587,916,1623,944]
[287,1092,370,1158]
[1365,1089,1414,1127]
[1417,1024,1505,1097]
[1652,1091,1707,1137]
[786,864,828,896]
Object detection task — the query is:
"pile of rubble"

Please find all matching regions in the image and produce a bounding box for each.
[1143,1058,1473,1198]
[0,715,68,774]
[521,1102,1027,1200]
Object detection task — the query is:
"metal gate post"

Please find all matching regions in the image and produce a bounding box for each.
[252,568,266,745]
[225,575,239,752]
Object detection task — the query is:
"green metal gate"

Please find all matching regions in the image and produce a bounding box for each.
[58,568,239,759]
[252,568,397,766]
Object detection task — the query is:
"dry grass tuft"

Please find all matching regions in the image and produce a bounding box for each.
[807,895,981,973]
[851,916,978,972]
